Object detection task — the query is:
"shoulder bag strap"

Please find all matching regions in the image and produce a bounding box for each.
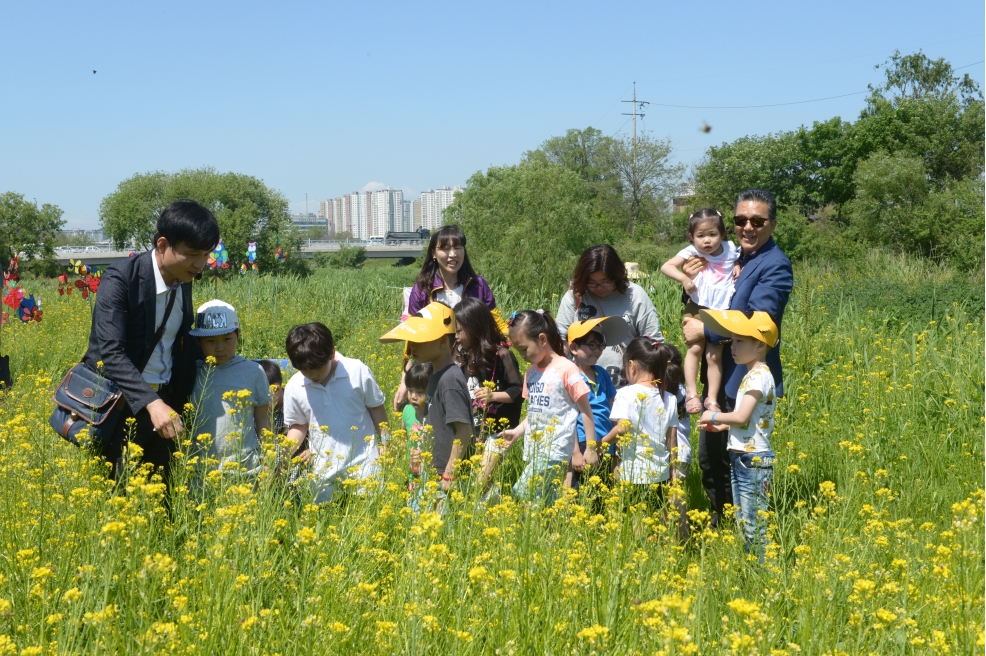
[137,287,178,373]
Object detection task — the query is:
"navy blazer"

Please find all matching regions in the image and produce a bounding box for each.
[81,251,199,415]
[706,237,793,398]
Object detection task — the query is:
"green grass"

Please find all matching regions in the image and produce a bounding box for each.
[0,252,981,654]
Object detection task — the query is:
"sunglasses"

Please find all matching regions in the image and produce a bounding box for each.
[733,216,771,229]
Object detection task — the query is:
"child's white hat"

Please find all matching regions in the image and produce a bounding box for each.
[190,299,239,337]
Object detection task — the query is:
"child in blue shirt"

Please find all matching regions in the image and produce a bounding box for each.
[564,317,630,490]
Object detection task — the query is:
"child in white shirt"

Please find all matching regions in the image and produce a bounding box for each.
[282,322,388,503]
[660,208,740,415]
[698,309,779,563]
[603,338,688,540]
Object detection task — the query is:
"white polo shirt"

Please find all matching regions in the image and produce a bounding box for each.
[142,252,184,385]
[283,353,386,502]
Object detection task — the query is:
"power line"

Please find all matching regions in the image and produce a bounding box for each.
[648,58,984,110]
[649,90,868,110]
[954,60,985,70]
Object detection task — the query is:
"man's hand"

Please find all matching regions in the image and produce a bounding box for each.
[146,398,182,439]
[681,256,707,279]
[682,317,706,345]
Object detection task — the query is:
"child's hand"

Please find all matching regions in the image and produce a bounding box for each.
[410,447,422,476]
[683,280,697,295]
[571,448,585,473]
[583,445,600,469]
[732,262,742,281]
[472,387,492,406]
[500,428,520,447]
[698,411,728,432]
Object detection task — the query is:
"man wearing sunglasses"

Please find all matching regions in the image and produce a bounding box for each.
[682,188,793,528]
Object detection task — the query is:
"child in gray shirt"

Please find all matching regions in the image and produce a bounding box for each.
[189,300,272,476]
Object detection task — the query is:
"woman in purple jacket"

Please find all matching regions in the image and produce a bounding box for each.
[407,225,503,324]
[395,225,504,410]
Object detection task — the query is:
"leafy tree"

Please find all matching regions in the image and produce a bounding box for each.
[528,127,619,188]
[445,159,602,294]
[603,132,684,238]
[869,49,982,105]
[528,128,684,240]
[849,151,984,266]
[0,192,65,272]
[693,131,802,212]
[695,49,984,231]
[100,168,300,272]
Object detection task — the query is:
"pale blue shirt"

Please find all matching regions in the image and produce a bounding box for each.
[141,252,184,385]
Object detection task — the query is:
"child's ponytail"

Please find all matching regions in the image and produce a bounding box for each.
[624,338,683,395]
[509,310,565,356]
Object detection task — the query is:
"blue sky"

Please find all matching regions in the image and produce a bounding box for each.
[1,1,982,228]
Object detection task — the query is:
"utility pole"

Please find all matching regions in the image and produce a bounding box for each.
[621,81,649,161]
[621,82,650,238]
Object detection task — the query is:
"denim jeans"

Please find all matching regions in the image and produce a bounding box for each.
[729,450,775,562]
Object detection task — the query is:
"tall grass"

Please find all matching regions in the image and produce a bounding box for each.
[0,253,981,654]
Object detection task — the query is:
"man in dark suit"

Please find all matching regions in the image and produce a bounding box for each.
[83,200,219,481]
[683,188,794,526]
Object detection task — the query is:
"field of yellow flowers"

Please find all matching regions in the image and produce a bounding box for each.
[0,253,982,655]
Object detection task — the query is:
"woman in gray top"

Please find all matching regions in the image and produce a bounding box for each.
[556,244,663,388]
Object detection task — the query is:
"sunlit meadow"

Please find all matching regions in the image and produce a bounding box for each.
[0,253,982,654]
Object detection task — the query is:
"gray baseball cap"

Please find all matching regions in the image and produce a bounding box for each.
[190,299,239,337]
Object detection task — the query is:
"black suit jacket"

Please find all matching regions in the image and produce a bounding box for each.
[82,251,198,414]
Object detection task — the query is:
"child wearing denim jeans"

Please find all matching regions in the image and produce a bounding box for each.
[698,309,779,562]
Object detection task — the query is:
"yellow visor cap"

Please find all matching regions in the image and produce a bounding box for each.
[567,315,631,346]
[379,302,456,344]
[699,309,778,347]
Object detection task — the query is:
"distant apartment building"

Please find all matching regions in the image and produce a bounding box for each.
[370,188,407,237]
[321,184,459,238]
[420,186,462,230]
[342,193,370,240]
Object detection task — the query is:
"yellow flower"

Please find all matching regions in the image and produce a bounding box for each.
[101,521,126,535]
[205,355,217,366]
[577,624,610,644]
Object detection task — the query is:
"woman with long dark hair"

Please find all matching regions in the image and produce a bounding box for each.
[407,225,503,324]
[556,244,663,388]
[396,225,505,411]
[452,297,523,433]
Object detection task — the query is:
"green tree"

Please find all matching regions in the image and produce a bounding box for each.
[445,159,603,294]
[603,132,684,239]
[528,128,684,240]
[100,168,300,272]
[850,151,985,266]
[0,193,65,272]
[693,131,802,212]
[528,127,619,188]
[848,151,931,251]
